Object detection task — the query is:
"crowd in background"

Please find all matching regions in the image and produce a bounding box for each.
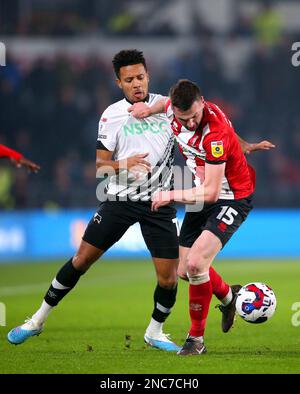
[0,0,299,209]
[0,0,297,40]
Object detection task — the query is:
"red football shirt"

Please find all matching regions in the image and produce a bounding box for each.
[0,144,23,161]
[165,100,255,200]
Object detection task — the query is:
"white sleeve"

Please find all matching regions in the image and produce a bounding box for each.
[97,110,122,152]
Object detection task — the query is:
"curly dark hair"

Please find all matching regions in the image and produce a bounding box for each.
[112,49,147,78]
[169,79,202,111]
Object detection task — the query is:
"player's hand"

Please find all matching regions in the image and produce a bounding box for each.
[151,191,172,211]
[128,164,149,181]
[10,157,41,173]
[127,102,152,119]
[244,140,276,155]
[120,153,151,173]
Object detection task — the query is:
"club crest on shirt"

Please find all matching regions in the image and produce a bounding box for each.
[211,141,224,158]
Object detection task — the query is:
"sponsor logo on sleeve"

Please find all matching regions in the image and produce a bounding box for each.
[93,213,102,224]
[211,141,224,158]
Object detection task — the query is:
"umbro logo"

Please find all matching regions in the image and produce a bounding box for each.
[47,290,57,299]
[189,303,202,311]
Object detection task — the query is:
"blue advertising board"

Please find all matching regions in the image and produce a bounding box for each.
[0,209,298,262]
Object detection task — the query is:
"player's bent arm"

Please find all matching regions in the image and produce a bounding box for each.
[96,149,120,176]
[128,98,168,118]
[96,150,151,177]
[152,163,224,210]
[172,163,225,204]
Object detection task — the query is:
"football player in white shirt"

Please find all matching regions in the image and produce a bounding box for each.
[7,50,181,352]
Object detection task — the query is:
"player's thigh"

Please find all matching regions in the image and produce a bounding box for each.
[140,209,179,262]
[179,209,207,250]
[178,246,190,280]
[82,201,136,252]
[186,198,253,275]
[204,198,253,248]
[140,213,178,288]
[187,230,222,275]
[178,210,207,278]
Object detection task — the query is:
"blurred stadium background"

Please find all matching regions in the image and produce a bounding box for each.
[0,0,299,261]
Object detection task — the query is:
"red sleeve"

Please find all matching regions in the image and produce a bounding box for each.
[203,128,228,164]
[0,144,23,160]
[165,98,174,121]
[165,98,171,113]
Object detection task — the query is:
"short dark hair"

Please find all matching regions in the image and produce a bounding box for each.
[169,79,202,111]
[112,49,147,78]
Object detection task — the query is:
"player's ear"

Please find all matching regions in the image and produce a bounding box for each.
[116,78,122,89]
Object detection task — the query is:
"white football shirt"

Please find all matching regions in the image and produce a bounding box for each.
[97,93,174,201]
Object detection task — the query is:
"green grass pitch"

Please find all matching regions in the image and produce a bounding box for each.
[0,259,300,374]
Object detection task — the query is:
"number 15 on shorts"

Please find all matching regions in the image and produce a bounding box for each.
[216,206,238,225]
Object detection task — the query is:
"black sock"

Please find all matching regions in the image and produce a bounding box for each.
[44,259,84,307]
[152,283,178,323]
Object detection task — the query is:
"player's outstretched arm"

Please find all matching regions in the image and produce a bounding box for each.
[128,97,168,119]
[0,144,40,173]
[237,135,275,155]
[11,157,41,173]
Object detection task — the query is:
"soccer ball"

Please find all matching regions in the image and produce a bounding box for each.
[235,282,276,324]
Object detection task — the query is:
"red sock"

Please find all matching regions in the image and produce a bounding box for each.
[189,280,212,337]
[209,266,230,301]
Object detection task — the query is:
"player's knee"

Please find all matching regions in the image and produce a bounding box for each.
[158,277,178,289]
[186,255,205,276]
[72,254,95,272]
[177,268,188,281]
[178,257,188,280]
[187,249,212,275]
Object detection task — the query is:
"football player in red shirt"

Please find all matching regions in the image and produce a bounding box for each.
[0,144,40,172]
[129,79,275,355]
